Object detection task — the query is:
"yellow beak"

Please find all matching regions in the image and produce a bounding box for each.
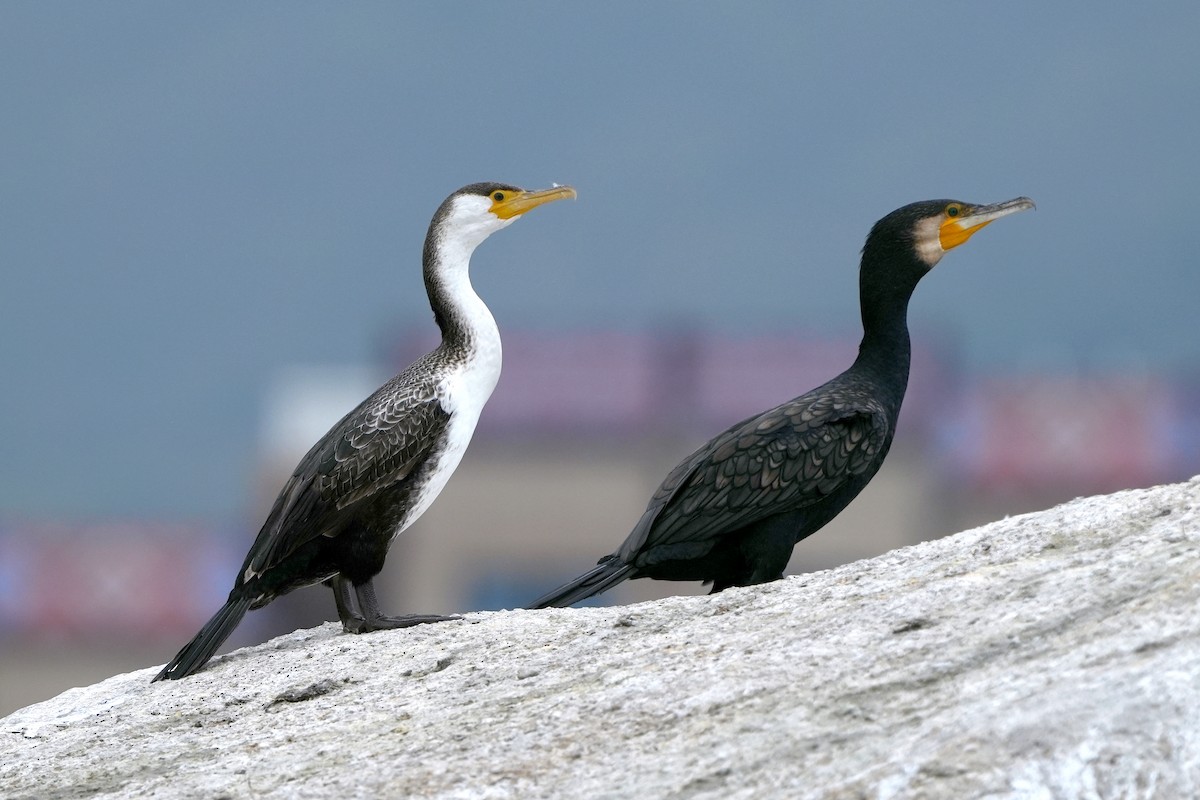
[940,196,1036,251]
[491,185,578,220]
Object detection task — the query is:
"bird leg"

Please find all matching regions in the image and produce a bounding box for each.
[333,575,459,634]
[332,574,364,626]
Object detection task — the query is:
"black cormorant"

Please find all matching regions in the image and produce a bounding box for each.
[155,182,575,680]
[530,197,1033,608]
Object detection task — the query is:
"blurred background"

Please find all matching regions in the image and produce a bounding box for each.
[2,3,1198,717]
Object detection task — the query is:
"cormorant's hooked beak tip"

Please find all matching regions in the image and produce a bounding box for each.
[999,196,1036,214]
[940,195,1035,251]
[491,185,577,220]
[962,196,1036,225]
[550,182,577,199]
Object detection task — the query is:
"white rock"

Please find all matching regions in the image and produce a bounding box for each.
[3,478,1199,799]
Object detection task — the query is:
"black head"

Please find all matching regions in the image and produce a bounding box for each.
[860,197,1034,298]
[865,197,1035,270]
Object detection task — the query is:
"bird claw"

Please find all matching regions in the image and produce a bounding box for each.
[341,613,460,634]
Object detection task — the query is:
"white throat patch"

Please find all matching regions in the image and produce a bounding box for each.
[912,216,945,269]
[440,195,516,257]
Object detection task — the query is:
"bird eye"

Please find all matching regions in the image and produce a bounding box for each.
[946,204,961,218]
[492,191,506,202]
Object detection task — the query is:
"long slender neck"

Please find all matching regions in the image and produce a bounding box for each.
[422,229,500,355]
[848,246,923,412]
[852,297,911,401]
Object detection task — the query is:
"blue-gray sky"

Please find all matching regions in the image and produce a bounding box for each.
[2,4,1198,520]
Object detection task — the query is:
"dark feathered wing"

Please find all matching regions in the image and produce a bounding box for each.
[241,371,451,582]
[617,390,891,565]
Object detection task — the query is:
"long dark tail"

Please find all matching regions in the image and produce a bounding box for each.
[528,557,636,609]
[152,595,253,682]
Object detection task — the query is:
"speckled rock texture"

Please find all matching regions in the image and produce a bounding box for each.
[4,478,1199,799]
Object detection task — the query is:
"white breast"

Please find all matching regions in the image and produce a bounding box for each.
[389,191,509,539]
[393,302,502,539]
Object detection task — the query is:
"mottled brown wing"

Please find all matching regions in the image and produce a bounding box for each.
[242,372,450,580]
[617,392,889,561]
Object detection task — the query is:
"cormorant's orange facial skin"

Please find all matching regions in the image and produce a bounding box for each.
[940,197,1035,251]
[490,185,577,220]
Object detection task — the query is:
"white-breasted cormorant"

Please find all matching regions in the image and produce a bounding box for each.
[530,197,1033,608]
[155,182,575,680]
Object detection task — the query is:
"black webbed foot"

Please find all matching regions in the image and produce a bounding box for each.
[333,574,459,634]
[340,612,460,635]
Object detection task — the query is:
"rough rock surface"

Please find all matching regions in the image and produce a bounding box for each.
[3,478,1199,799]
